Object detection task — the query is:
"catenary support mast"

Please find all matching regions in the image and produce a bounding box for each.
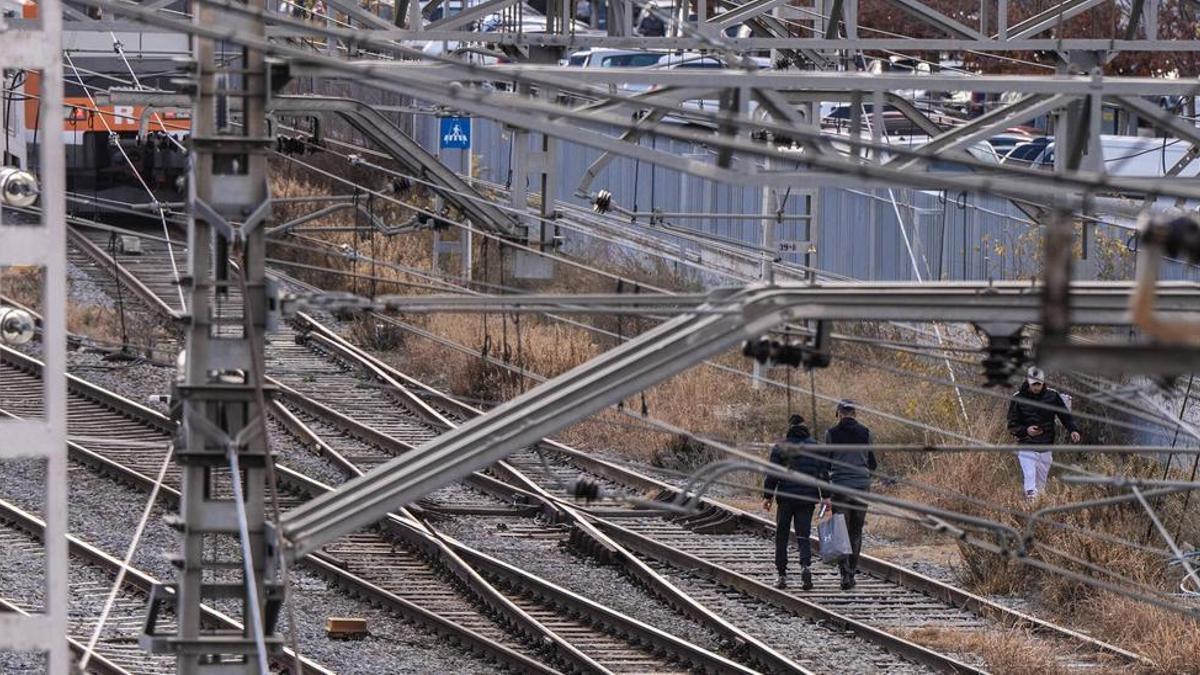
[140,0,279,670]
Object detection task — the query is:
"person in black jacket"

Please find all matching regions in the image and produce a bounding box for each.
[825,399,876,590]
[1007,366,1080,500]
[763,414,827,590]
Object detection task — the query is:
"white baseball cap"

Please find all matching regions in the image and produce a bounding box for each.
[1026,366,1045,385]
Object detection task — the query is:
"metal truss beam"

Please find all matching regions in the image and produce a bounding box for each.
[1004,0,1108,40]
[357,64,1200,97]
[426,0,522,31]
[884,0,982,39]
[706,0,792,29]
[0,0,69,668]
[143,0,279,669]
[279,280,1200,558]
[255,28,1200,52]
[91,0,1200,206]
[270,96,520,236]
[1113,95,1200,152]
[321,0,394,30]
[888,94,1072,170]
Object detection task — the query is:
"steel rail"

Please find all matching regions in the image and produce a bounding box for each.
[0,594,130,675]
[284,322,820,673]
[549,444,1149,666]
[284,313,998,673]
[279,461,767,675]
[66,226,180,321]
[287,313,1148,668]
[270,329,789,673]
[0,494,331,674]
[4,340,758,674]
[0,349,571,675]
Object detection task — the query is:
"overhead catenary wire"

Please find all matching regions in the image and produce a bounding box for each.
[90,0,1200,209]
[51,109,1166,441]
[77,443,175,671]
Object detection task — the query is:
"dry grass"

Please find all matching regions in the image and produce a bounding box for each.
[4,263,173,352]
[1081,593,1200,672]
[884,445,1200,671]
[897,627,1075,675]
[0,265,43,309]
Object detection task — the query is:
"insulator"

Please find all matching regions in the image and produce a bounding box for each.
[980,335,1027,388]
[592,189,613,214]
[774,341,805,368]
[742,337,772,364]
[0,167,38,207]
[1140,213,1200,264]
[568,478,602,503]
[0,306,35,345]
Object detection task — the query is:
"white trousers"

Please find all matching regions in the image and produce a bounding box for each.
[1018,449,1052,494]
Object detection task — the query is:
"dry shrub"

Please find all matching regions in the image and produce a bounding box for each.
[0,265,43,309]
[1081,593,1200,672]
[269,163,1200,669]
[651,433,725,472]
[268,169,436,296]
[893,446,1200,669]
[345,315,406,352]
[898,627,1071,675]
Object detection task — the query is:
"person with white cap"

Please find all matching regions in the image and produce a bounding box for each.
[1006,366,1081,499]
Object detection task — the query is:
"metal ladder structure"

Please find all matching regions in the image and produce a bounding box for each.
[0,0,68,670]
[138,0,282,671]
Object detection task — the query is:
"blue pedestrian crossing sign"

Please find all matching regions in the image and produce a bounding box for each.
[439,116,472,149]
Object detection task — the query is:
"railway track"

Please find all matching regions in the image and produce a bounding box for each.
[1,345,752,674]
[270,315,979,674]
[285,312,1143,673]
[268,330,810,673]
[0,493,321,674]
[63,223,1144,671]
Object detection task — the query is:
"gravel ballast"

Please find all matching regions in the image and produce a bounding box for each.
[438,515,726,653]
[0,452,502,674]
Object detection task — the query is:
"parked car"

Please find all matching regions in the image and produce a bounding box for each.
[1000,135,1198,177]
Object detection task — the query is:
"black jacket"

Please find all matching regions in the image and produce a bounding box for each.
[824,417,876,491]
[1007,384,1078,445]
[764,428,828,502]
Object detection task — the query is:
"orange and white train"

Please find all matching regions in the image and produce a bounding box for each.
[9,1,193,215]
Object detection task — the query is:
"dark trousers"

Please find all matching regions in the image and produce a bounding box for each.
[832,497,867,575]
[774,498,815,574]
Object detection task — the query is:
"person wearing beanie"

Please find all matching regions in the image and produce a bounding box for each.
[763,413,828,590]
[1007,366,1081,500]
[824,399,876,590]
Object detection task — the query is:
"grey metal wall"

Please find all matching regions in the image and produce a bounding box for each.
[413,115,1200,283]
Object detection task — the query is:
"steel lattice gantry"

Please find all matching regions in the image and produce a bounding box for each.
[138,0,282,671]
[277,281,1200,559]
[0,1,70,671]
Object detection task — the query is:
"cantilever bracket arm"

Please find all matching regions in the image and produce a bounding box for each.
[276,281,1200,560]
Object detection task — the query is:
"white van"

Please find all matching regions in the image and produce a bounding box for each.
[1002,135,1199,177]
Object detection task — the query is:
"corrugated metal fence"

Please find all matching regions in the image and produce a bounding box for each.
[409,114,1200,283]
